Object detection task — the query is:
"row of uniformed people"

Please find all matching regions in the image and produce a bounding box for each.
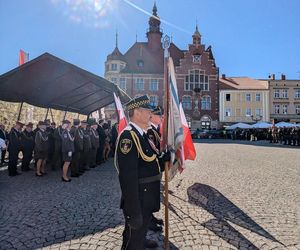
[115,95,168,249]
[6,119,102,179]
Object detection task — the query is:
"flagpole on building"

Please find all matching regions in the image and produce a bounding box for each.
[162,34,170,250]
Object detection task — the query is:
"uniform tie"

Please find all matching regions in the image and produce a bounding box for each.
[143,133,159,155]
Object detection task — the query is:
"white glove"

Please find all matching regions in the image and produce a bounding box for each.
[68,151,72,157]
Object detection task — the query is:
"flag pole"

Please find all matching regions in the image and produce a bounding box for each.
[162,35,170,250]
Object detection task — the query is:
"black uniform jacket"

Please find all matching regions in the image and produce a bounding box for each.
[8,128,22,152]
[116,124,161,219]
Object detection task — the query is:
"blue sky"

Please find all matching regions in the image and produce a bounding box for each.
[1,0,300,79]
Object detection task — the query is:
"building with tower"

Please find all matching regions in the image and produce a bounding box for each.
[104,3,219,129]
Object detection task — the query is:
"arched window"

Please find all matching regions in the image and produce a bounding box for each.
[182,95,192,110]
[201,96,211,110]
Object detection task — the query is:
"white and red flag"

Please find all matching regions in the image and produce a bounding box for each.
[179,103,196,163]
[113,92,128,134]
[19,50,29,65]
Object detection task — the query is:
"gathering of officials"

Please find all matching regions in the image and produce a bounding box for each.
[0,118,114,182]
[1,95,168,249]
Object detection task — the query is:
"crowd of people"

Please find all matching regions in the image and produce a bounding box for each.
[0,96,166,249]
[227,126,300,146]
[0,118,118,181]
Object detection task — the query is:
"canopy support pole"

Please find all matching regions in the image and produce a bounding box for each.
[63,111,67,120]
[50,109,54,123]
[17,102,24,121]
[45,108,50,120]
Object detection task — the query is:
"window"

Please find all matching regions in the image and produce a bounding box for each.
[246,94,251,102]
[149,95,158,106]
[296,105,300,115]
[281,89,288,99]
[255,108,262,116]
[111,77,117,84]
[119,78,126,90]
[246,108,252,116]
[282,104,288,114]
[274,89,280,99]
[192,54,201,63]
[225,108,231,117]
[134,78,144,90]
[182,96,192,110]
[274,104,280,114]
[226,94,231,101]
[201,96,211,110]
[149,79,158,91]
[295,89,300,99]
[256,93,261,102]
[137,60,144,67]
[184,70,209,91]
[111,63,117,71]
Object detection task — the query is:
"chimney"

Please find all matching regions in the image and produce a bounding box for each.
[221,74,226,79]
[281,74,286,80]
[268,74,275,80]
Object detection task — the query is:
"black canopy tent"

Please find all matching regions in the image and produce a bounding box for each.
[0,53,130,117]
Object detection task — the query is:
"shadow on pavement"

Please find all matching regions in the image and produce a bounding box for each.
[187,183,284,249]
[0,160,124,250]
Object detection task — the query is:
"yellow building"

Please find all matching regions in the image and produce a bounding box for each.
[219,76,269,124]
[269,74,300,123]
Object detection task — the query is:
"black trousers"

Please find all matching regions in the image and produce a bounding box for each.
[71,151,80,174]
[80,150,89,170]
[89,148,97,167]
[121,211,151,250]
[8,150,19,175]
[21,149,33,170]
[51,149,62,170]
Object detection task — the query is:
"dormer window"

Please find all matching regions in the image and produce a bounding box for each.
[192,54,201,63]
[137,60,144,67]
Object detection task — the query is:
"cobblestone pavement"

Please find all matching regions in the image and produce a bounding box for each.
[0,140,299,250]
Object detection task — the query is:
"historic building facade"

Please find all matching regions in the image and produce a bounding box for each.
[269,74,300,123]
[104,4,219,129]
[219,75,269,124]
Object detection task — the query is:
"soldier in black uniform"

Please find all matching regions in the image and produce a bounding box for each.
[34,121,49,176]
[8,121,24,176]
[70,119,83,177]
[115,95,168,249]
[89,120,99,168]
[80,120,91,172]
[52,125,63,170]
[96,119,106,165]
[46,121,56,167]
[146,106,165,235]
[21,122,35,171]
[61,120,74,182]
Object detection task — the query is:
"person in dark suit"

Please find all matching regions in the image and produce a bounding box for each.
[0,124,8,165]
[96,119,106,164]
[34,121,49,176]
[52,125,63,170]
[147,106,165,233]
[61,120,74,182]
[7,121,24,176]
[80,120,91,172]
[115,95,168,249]
[89,120,99,168]
[70,119,83,177]
[21,122,35,171]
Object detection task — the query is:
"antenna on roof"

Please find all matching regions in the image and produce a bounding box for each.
[115,28,118,48]
[135,31,138,42]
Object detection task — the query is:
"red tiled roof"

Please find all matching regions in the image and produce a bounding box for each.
[120,42,184,74]
[219,77,268,90]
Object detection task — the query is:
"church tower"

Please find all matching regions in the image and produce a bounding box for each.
[146,2,163,51]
